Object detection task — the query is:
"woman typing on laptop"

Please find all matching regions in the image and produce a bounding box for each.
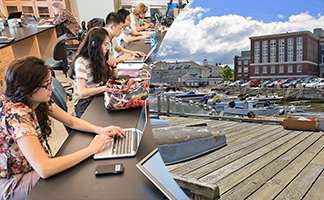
[0,56,124,200]
[69,27,118,118]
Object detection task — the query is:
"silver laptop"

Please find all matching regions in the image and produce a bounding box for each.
[123,42,158,63]
[94,103,147,159]
[136,148,190,200]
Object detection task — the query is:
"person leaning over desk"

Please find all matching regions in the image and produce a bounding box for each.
[105,12,145,64]
[130,3,154,32]
[117,8,150,44]
[40,2,81,40]
[0,56,124,200]
[69,27,118,118]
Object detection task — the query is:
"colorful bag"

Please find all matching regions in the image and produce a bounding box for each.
[104,79,149,110]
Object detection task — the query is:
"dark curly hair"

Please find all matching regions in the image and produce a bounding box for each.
[70,27,110,83]
[3,56,52,138]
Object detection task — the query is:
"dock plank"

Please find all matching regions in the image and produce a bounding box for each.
[158,116,324,199]
[222,131,324,199]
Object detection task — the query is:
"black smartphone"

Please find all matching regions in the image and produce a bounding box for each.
[95,163,124,175]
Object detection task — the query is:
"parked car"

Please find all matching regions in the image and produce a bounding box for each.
[260,80,271,87]
[282,79,302,88]
[314,79,324,88]
[266,80,279,87]
[229,80,245,87]
[275,79,292,88]
[305,78,323,88]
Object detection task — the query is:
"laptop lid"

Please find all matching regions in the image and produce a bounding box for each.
[7,12,22,19]
[135,102,147,152]
[136,148,190,200]
[124,42,158,63]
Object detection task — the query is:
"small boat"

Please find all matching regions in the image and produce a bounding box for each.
[247,94,284,104]
[214,99,258,110]
[224,101,284,116]
[175,91,206,99]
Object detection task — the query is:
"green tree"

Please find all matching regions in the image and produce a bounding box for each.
[222,67,234,81]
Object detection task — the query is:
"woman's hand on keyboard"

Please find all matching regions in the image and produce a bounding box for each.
[97,125,125,138]
[89,135,113,154]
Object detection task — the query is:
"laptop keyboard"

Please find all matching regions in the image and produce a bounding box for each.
[112,129,137,155]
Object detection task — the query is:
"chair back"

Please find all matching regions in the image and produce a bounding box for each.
[51,76,68,112]
[52,39,68,75]
[87,18,105,30]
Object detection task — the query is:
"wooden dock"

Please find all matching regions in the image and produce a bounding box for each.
[159,116,324,200]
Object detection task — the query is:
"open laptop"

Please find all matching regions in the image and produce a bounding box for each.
[123,42,158,63]
[136,148,190,200]
[7,12,22,20]
[94,102,147,159]
[24,16,54,27]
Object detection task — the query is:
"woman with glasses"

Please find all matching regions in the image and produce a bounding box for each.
[69,27,118,118]
[130,3,154,32]
[0,56,124,200]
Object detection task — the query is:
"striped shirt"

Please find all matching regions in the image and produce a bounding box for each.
[73,57,100,102]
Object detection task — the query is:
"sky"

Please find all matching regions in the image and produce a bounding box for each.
[155,0,324,67]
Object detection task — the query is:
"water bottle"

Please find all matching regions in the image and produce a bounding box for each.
[150,32,157,54]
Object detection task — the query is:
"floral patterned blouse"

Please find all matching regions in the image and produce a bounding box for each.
[53,9,81,36]
[0,101,53,179]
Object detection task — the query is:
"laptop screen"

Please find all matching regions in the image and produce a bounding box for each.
[136,103,147,133]
[137,148,189,200]
[8,12,22,19]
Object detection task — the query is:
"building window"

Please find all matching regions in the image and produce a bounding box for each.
[297,65,302,73]
[279,39,285,62]
[262,66,267,74]
[288,65,293,73]
[279,65,284,73]
[297,37,303,61]
[271,66,275,74]
[238,67,242,73]
[243,60,248,65]
[238,60,242,65]
[244,67,248,73]
[255,66,259,74]
[287,38,294,62]
[254,41,260,64]
[262,40,268,63]
[270,39,276,63]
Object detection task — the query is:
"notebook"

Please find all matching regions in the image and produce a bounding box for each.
[123,42,158,63]
[93,102,147,159]
[136,148,190,200]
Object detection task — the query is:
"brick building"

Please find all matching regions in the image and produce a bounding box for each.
[234,28,323,81]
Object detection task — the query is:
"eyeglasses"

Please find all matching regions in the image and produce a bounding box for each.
[39,78,53,90]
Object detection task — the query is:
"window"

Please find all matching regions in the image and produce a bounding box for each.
[255,66,259,74]
[270,40,276,63]
[243,60,248,65]
[288,65,293,73]
[271,66,275,74]
[254,41,260,63]
[262,40,268,63]
[297,65,302,73]
[287,38,294,62]
[279,65,284,73]
[296,37,303,61]
[262,66,267,74]
[238,67,242,73]
[238,60,242,65]
[244,67,248,73]
[279,39,285,62]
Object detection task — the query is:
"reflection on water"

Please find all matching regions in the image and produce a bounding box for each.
[149,93,217,115]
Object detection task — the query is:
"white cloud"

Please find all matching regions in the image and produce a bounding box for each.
[156,5,324,65]
[278,14,285,19]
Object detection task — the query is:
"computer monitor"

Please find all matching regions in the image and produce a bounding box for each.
[136,148,189,200]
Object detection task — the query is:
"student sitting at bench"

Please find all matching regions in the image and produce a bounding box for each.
[0,56,124,200]
[117,8,150,44]
[105,12,145,64]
